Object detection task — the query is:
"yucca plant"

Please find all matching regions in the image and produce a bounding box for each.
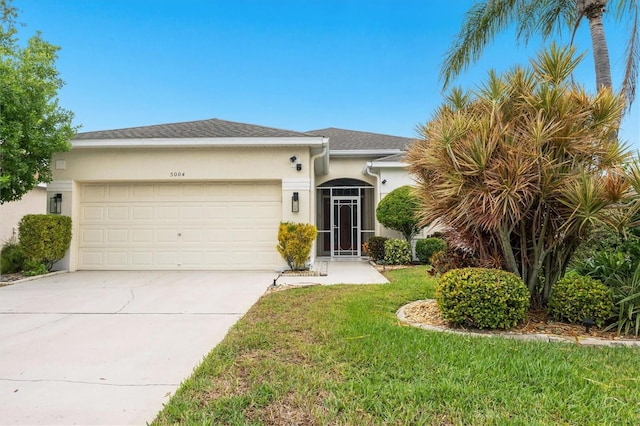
[408,43,630,304]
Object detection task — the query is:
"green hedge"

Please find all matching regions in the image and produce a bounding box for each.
[416,237,447,264]
[18,214,72,272]
[1,240,24,274]
[384,239,412,265]
[436,268,530,329]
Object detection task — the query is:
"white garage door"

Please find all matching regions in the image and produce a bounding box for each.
[78,182,282,270]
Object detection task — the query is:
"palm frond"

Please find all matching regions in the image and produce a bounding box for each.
[440,0,521,89]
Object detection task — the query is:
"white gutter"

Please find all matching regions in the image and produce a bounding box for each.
[72,136,327,149]
[330,149,403,157]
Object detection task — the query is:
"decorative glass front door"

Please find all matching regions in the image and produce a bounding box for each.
[332,196,359,257]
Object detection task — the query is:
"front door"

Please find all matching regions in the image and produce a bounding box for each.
[332,196,360,256]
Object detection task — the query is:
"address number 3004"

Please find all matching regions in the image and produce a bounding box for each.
[170,172,186,177]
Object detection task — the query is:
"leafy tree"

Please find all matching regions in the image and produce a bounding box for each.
[408,44,629,304]
[441,0,639,110]
[376,185,424,241]
[0,0,76,203]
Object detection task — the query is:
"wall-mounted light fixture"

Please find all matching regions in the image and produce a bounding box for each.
[296,163,302,171]
[381,179,387,184]
[289,155,297,163]
[49,193,62,214]
[292,192,299,213]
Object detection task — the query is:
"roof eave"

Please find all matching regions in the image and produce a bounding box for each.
[71,136,327,149]
[329,149,404,157]
[369,161,407,168]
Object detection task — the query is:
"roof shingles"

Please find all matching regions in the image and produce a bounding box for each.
[306,127,413,151]
[73,118,415,151]
[74,118,310,140]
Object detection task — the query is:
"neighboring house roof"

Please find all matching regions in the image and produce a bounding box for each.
[74,118,311,140]
[306,127,414,151]
[374,152,406,162]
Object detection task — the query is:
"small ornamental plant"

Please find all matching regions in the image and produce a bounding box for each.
[436,268,530,329]
[363,236,388,262]
[548,272,614,327]
[384,239,412,265]
[415,237,447,264]
[276,222,317,271]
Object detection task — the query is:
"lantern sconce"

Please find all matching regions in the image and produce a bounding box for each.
[381,179,387,184]
[50,193,62,214]
[292,192,299,213]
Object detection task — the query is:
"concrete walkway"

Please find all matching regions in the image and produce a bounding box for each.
[276,259,388,286]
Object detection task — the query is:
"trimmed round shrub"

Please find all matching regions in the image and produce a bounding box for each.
[416,237,447,264]
[364,236,387,262]
[436,268,530,329]
[1,240,25,274]
[548,272,614,327]
[384,238,412,265]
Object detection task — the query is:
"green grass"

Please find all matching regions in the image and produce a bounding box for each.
[153,265,640,425]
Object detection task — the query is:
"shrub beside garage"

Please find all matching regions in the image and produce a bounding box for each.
[18,214,72,274]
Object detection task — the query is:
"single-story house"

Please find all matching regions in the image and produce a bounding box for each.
[49,118,421,271]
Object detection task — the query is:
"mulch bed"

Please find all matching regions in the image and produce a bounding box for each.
[404,299,640,342]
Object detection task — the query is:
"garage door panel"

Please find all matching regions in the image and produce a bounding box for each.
[132,206,153,220]
[81,229,104,244]
[157,206,179,220]
[82,184,106,201]
[106,251,128,266]
[108,185,129,199]
[107,206,129,220]
[131,252,153,267]
[79,182,282,270]
[106,229,128,243]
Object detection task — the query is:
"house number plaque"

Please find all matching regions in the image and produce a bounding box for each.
[170,172,186,177]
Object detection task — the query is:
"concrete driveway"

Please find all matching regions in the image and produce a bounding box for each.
[0,271,273,425]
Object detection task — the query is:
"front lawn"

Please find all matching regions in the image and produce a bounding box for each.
[154,266,640,425]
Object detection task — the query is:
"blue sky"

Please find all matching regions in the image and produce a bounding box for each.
[14,0,639,148]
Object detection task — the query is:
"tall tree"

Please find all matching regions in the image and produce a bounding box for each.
[410,45,629,304]
[0,0,76,203]
[441,0,639,110]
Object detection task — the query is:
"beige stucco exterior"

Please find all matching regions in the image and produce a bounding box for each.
[50,136,417,271]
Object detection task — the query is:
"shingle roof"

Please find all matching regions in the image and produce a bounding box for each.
[73,119,415,152]
[306,128,414,151]
[74,118,311,140]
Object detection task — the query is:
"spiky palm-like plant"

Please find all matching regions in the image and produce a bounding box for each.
[408,44,629,304]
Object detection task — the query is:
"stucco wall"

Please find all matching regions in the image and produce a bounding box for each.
[0,187,47,244]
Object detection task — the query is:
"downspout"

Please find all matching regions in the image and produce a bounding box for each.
[363,162,381,235]
[309,138,329,262]
[309,138,329,224]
